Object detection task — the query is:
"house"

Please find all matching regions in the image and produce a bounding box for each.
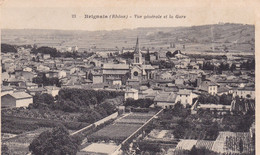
[106,77,122,85]
[125,88,138,100]
[102,63,129,83]
[46,71,59,78]
[43,54,51,59]
[1,92,33,108]
[217,86,230,95]
[15,70,36,82]
[197,104,231,111]
[199,80,218,95]
[1,72,10,83]
[26,82,38,89]
[154,92,177,109]
[139,88,158,100]
[1,86,14,96]
[37,64,50,72]
[23,67,33,72]
[45,86,60,97]
[92,72,103,84]
[126,79,140,87]
[233,87,255,99]
[58,70,67,79]
[27,87,47,96]
[176,89,198,106]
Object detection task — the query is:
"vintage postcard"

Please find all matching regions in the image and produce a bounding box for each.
[0,0,259,154]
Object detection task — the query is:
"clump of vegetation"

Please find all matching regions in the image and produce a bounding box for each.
[1,43,17,53]
[29,124,82,155]
[124,98,154,108]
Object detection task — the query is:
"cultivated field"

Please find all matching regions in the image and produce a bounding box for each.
[2,128,52,155]
[212,132,254,154]
[88,112,155,143]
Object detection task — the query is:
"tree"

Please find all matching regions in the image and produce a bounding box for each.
[239,139,243,153]
[29,124,82,155]
[190,146,198,155]
[230,63,236,72]
[1,144,10,155]
[32,93,55,109]
[1,43,17,53]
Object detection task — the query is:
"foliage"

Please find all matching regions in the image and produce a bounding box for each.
[198,94,232,105]
[125,98,154,108]
[31,46,61,58]
[29,124,82,155]
[31,93,55,109]
[119,52,134,59]
[151,60,174,69]
[32,73,61,87]
[1,144,10,155]
[240,59,255,70]
[202,62,215,70]
[190,146,218,155]
[172,102,191,117]
[1,43,17,53]
[239,139,244,153]
[1,114,89,134]
[137,142,161,153]
[56,88,123,112]
[173,118,190,139]
[166,50,181,58]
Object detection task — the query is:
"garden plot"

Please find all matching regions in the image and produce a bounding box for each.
[2,128,51,155]
[144,129,175,142]
[88,112,155,143]
[212,132,253,154]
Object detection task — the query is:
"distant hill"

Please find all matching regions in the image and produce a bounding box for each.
[1,23,254,53]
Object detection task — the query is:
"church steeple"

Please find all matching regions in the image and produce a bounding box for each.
[134,37,140,54]
[133,37,142,65]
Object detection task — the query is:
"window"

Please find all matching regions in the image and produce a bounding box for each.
[134,71,138,76]
[136,57,139,63]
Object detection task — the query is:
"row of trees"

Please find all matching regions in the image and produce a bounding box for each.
[151,60,174,69]
[31,89,121,114]
[198,94,233,105]
[56,88,123,112]
[32,73,61,87]
[202,59,255,72]
[166,50,181,58]
[1,43,17,53]
[125,98,154,108]
[31,46,84,58]
[31,46,61,58]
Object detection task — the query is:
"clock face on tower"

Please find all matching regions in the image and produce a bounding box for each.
[134,71,138,76]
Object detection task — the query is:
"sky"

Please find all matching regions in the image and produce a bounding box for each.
[0,0,257,31]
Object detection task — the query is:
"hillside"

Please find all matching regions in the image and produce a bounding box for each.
[1,23,254,53]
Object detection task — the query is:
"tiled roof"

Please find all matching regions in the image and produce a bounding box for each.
[103,64,129,70]
[154,92,177,102]
[103,70,128,75]
[1,86,14,91]
[10,92,32,99]
[177,89,192,95]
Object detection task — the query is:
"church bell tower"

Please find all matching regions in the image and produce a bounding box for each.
[133,37,142,65]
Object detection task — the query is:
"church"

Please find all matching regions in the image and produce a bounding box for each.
[129,37,155,82]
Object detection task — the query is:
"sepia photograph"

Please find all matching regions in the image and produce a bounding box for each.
[0,0,258,154]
